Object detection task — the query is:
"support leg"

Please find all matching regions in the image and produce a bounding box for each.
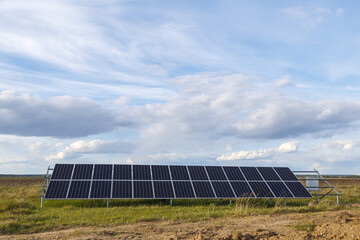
[284,198,286,207]
[269,198,272,205]
[337,195,339,205]
[107,199,109,208]
[41,197,43,208]
[170,199,173,206]
[229,199,232,205]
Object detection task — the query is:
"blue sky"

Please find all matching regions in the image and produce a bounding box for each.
[1,0,360,174]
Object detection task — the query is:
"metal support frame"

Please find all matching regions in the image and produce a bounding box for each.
[40,166,53,208]
[293,169,342,205]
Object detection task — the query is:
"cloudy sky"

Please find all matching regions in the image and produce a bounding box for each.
[1,0,360,174]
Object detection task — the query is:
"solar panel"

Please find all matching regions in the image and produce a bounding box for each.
[211,181,235,198]
[152,165,171,180]
[45,164,312,200]
[192,181,215,198]
[133,165,151,180]
[223,167,245,180]
[45,181,69,198]
[93,165,112,179]
[170,166,190,180]
[240,167,263,181]
[188,166,208,180]
[173,181,195,198]
[72,164,93,179]
[205,166,227,180]
[153,181,174,198]
[90,181,111,198]
[67,181,91,198]
[133,181,153,198]
[257,167,281,181]
[113,164,131,180]
[112,181,132,198]
[248,181,274,198]
[51,164,74,179]
[274,167,299,181]
[285,182,313,198]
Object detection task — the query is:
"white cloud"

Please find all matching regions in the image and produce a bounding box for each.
[217,140,299,161]
[45,139,135,161]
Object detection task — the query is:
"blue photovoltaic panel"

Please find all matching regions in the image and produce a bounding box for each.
[257,167,281,181]
[249,182,274,198]
[230,181,253,197]
[45,164,311,200]
[45,181,69,198]
[173,181,195,198]
[274,167,299,181]
[112,181,132,198]
[133,181,153,198]
[93,165,112,179]
[72,164,93,179]
[205,166,227,180]
[113,164,131,180]
[192,181,215,198]
[51,164,74,179]
[67,181,91,198]
[152,165,171,180]
[133,165,151,180]
[223,167,245,180]
[211,181,235,198]
[285,182,312,198]
[153,181,174,198]
[240,167,263,181]
[188,166,208,180]
[170,166,190,180]
[267,182,293,197]
[90,181,111,198]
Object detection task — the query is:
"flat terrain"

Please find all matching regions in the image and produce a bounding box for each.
[0,177,359,239]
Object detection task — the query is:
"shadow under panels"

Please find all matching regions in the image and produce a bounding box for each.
[44,164,311,199]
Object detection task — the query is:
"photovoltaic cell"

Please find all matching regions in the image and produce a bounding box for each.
[133,181,153,198]
[192,181,215,198]
[51,164,74,179]
[257,167,281,181]
[240,167,263,181]
[45,181,69,198]
[93,165,112,179]
[285,182,312,198]
[170,166,190,180]
[72,164,93,179]
[230,182,253,197]
[112,181,132,198]
[274,167,299,181]
[153,181,174,198]
[152,165,171,180]
[249,182,274,198]
[113,164,131,180]
[90,181,111,198]
[205,166,227,180]
[211,181,235,198]
[267,182,293,197]
[188,166,208,180]
[67,181,91,198]
[173,181,195,198]
[133,165,151,180]
[223,167,245,180]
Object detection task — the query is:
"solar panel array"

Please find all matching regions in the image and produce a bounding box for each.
[45,164,312,199]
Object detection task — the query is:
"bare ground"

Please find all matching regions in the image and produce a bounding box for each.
[1,209,359,240]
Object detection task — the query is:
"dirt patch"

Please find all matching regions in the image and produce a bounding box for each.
[1,210,359,240]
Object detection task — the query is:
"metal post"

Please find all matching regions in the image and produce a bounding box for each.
[269,198,272,205]
[284,198,286,207]
[107,200,109,208]
[337,195,339,205]
[170,199,173,206]
[317,172,320,204]
[41,196,43,208]
[229,199,232,205]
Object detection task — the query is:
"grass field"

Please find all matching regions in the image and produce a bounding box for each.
[0,177,359,236]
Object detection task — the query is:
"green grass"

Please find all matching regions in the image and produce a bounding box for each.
[0,178,359,235]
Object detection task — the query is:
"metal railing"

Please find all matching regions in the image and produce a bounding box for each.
[293,169,342,205]
[40,166,53,208]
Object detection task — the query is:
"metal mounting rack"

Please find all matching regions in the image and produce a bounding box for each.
[293,169,342,205]
[40,166,53,208]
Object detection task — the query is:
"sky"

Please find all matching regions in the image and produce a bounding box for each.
[1,0,360,174]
